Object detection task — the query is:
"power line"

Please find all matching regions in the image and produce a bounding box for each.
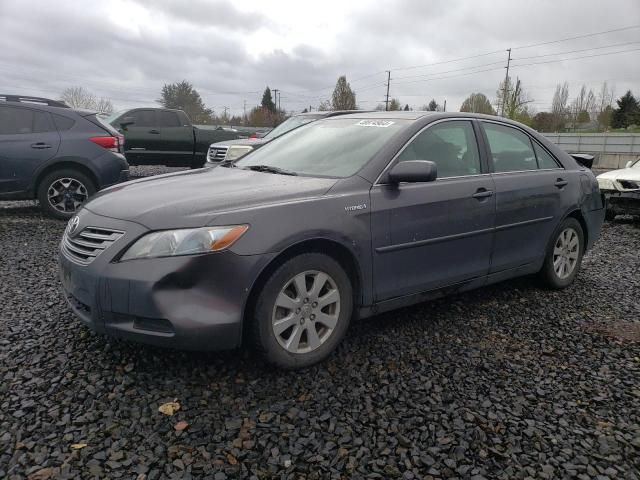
[512,40,640,61]
[511,47,640,68]
[511,24,640,50]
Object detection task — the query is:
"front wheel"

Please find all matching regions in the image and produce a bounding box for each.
[37,169,96,220]
[251,253,353,369]
[539,218,584,289]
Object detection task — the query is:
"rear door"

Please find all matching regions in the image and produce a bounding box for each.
[370,119,496,300]
[121,109,157,165]
[153,110,194,166]
[0,105,61,194]
[480,121,567,273]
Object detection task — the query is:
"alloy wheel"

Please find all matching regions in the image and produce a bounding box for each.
[553,227,579,279]
[47,178,88,213]
[271,270,341,354]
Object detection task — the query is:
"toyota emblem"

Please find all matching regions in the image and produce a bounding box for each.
[67,216,80,235]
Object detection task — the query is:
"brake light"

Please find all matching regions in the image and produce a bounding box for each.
[90,135,124,153]
[249,133,257,139]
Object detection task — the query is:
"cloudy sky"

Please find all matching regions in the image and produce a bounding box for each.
[1,0,639,116]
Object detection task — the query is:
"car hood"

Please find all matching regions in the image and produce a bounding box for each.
[84,167,338,229]
[210,138,269,147]
[597,167,640,181]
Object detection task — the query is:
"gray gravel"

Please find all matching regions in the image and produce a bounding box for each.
[1,167,640,479]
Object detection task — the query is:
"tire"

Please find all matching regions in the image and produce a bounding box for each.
[605,208,616,221]
[250,253,353,369]
[37,169,96,220]
[539,218,584,289]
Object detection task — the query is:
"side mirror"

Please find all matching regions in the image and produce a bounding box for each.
[119,116,135,130]
[626,160,633,168]
[388,160,437,184]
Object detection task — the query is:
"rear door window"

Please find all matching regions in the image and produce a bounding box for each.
[130,110,156,127]
[533,142,561,169]
[482,122,538,173]
[157,111,181,127]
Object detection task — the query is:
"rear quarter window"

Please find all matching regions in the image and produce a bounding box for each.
[53,114,76,131]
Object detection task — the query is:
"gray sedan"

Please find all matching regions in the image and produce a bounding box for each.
[59,112,606,369]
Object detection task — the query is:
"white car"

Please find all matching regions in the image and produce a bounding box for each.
[597,158,640,219]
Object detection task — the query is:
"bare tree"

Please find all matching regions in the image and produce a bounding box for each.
[551,82,570,131]
[595,81,616,130]
[570,85,596,128]
[60,86,113,113]
[331,76,356,110]
[497,77,532,120]
[318,100,331,111]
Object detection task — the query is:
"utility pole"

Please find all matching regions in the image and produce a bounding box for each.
[501,48,511,117]
[222,106,229,122]
[443,99,447,112]
[384,70,391,111]
[272,89,279,112]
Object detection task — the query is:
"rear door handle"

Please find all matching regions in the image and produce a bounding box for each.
[472,188,494,199]
[148,129,160,134]
[31,142,51,149]
[554,178,569,188]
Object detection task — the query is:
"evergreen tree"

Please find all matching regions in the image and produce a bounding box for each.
[331,76,357,110]
[157,81,213,124]
[611,90,640,129]
[261,87,276,113]
[403,104,410,111]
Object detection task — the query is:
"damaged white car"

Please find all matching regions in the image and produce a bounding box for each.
[597,158,640,219]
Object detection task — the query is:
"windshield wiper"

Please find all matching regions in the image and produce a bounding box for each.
[219,159,237,168]
[243,165,298,176]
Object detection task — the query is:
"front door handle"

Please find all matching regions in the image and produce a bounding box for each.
[148,129,160,134]
[554,178,569,188]
[472,188,494,200]
[31,142,51,149]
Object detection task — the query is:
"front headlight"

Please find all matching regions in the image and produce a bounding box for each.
[120,225,249,261]
[225,145,254,161]
[597,177,616,191]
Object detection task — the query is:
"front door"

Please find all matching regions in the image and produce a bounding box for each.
[371,120,496,301]
[0,105,60,194]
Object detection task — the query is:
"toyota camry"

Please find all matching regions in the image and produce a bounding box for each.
[59,112,606,369]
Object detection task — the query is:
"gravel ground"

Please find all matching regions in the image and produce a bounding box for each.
[1,167,640,479]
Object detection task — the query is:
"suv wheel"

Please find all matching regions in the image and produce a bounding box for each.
[539,218,584,289]
[37,169,96,220]
[251,253,353,369]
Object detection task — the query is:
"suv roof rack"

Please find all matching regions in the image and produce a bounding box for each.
[0,94,69,108]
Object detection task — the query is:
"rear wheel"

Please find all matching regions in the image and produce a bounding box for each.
[37,169,96,220]
[251,253,353,369]
[539,218,584,289]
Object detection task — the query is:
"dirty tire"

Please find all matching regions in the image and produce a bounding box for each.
[251,253,353,369]
[539,217,584,289]
[37,169,96,220]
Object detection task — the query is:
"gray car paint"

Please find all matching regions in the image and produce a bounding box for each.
[59,111,606,351]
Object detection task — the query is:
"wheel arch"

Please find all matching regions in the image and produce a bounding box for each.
[564,208,589,251]
[32,161,99,198]
[242,237,363,343]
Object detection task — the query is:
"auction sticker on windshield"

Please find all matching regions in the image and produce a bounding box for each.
[356,120,395,127]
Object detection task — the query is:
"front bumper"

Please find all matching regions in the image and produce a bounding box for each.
[59,209,275,351]
[604,190,640,216]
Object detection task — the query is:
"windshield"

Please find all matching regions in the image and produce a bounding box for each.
[102,109,128,126]
[263,114,324,139]
[235,118,409,178]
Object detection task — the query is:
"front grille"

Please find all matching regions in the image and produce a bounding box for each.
[62,226,124,265]
[207,146,228,162]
